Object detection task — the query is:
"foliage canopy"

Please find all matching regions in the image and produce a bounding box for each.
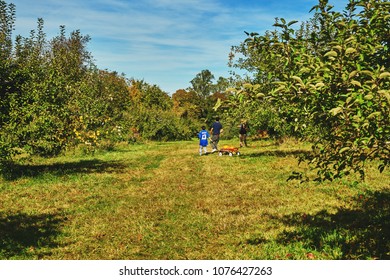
[227,0,390,181]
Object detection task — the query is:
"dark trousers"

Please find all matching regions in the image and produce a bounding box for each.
[211,134,220,150]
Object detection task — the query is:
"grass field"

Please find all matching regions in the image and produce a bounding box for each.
[0,138,389,260]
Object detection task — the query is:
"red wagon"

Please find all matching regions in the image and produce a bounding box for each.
[218,146,241,156]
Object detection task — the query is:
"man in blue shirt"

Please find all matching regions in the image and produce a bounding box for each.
[198,126,210,155]
[210,117,223,152]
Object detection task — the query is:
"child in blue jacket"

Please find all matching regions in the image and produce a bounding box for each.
[198,126,210,155]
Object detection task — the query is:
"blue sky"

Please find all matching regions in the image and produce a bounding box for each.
[7,0,347,94]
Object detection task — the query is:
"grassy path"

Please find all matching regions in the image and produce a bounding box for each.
[1,139,389,259]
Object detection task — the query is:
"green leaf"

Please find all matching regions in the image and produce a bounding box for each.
[350,80,362,87]
[226,87,236,93]
[378,90,390,104]
[315,82,325,89]
[299,67,311,74]
[252,84,261,91]
[360,70,373,77]
[367,112,381,119]
[324,50,338,57]
[288,20,298,26]
[379,72,390,79]
[339,147,350,154]
[345,47,357,55]
[291,75,305,87]
[333,45,342,52]
[349,70,358,79]
[364,94,373,100]
[256,92,265,98]
[345,36,356,44]
[213,98,222,111]
[329,107,343,116]
[243,83,253,89]
[273,85,286,94]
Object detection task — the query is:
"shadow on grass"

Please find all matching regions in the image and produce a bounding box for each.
[247,190,390,259]
[1,159,128,181]
[0,212,64,259]
[243,149,310,158]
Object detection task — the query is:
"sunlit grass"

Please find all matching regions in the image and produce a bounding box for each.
[0,138,389,259]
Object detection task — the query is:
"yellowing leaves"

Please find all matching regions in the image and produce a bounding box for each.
[364,94,374,100]
[291,75,305,87]
[315,82,325,89]
[348,70,359,79]
[345,47,357,55]
[379,72,390,79]
[350,80,362,87]
[332,45,342,52]
[213,98,222,111]
[367,112,381,119]
[339,147,350,154]
[329,107,343,116]
[378,90,390,104]
[324,50,338,59]
[256,92,265,98]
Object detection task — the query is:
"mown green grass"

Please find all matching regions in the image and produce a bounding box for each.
[0,139,389,260]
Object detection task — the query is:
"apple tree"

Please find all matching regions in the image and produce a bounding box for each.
[227,0,390,181]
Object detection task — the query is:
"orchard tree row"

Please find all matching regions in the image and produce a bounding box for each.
[224,0,389,181]
[1,2,132,160]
